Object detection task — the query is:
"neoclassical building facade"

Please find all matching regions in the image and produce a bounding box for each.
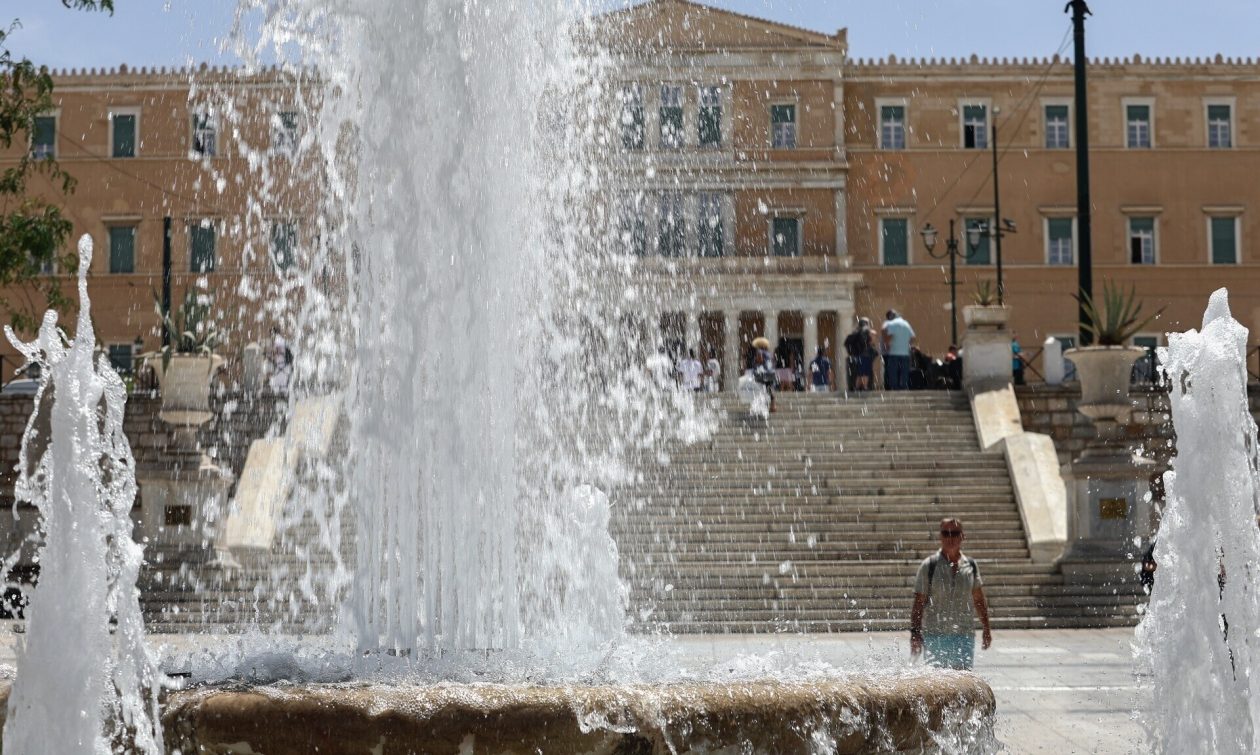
[3,0,1260,386]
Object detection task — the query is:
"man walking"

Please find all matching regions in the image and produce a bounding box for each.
[910,518,993,670]
[881,310,915,391]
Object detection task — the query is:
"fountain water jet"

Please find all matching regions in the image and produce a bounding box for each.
[1136,288,1260,752]
[2,236,163,754]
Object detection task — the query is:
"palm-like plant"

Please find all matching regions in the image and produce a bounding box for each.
[1074,281,1164,346]
[972,280,998,306]
[153,290,219,367]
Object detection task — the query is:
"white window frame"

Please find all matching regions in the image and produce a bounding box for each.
[658,84,685,150]
[958,99,990,149]
[770,100,798,150]
[1126,215,1158,265]
[875,97,908,150]
[697,84,724,148]
[878,215,912,266]
[1043,215,1078,266]
[619,83,645,150]
[767,213,804,257]
[105,222,139,274]
[270,109,300,156]
[108,106,142,158]
[1041,97,1072,150]
[190,109,218,158]
[1204,97,1236,150]
[31,108,59,159]
[1206,214,1241,265]
[656,190,687,257]
[696,191,726,257]
[1122,97,1156,149]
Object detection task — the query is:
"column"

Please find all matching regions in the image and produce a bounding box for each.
[723,310,741,390]
[836,306,852,394]
[764,309,779,347]
[684,311,700,355]
[803,312,819,380]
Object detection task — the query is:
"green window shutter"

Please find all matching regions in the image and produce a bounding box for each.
[112,114,136,157]
[771,105,795,124]
[965,219,991,265]
[190,224,216,272]
[1126,105,1149,122]
[699,106,721,146]
[33,116,56,158]
[1211,217,1237,264]
[772,218,800,257]
[108,226,135,274]
[881,218,908,265]
[1208,104,1231,121]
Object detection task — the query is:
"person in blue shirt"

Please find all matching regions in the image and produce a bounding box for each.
[1011,336,1024,386]
[881,310,916,391]
[809,347,833,392]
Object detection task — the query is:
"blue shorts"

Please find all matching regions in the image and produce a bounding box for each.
[924,633,975,670]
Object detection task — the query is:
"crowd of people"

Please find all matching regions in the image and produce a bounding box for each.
[665,310,1031,401]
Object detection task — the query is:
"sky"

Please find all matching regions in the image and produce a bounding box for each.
[5,0,1260,71]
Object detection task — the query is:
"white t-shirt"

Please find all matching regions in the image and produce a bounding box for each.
[680,358,705,390]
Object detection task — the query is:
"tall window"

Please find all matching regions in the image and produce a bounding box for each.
[1126,104,1152,148]
[32,115,56,159]
[880,105,906,150]
[1207,104,1233,149]
[192,112,217,157]
[771,104,796,149]
[616,194,647,257]
[1210,216,1238,265]
[1047,218,1074,266]
[271,221,297,270]
[108,225,136,274]
[111,112,137,158]
[962,105,988,149]
[1128,217,1156,265]
[698,193,724,257]
[965,218,990,265]
[272,111,299,154]
[659,85,683,149]
[698,86,722,147]
[620,85,644,149]
[881,218,908,266]
[771,217,800,257]
[657,192,685,257]
[190,222,216,272]
[1044,104,1069,149]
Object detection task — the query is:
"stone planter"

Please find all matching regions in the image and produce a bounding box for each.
[156,354,224,427]
[962,305,1010,329]
[1064,346,1146,425]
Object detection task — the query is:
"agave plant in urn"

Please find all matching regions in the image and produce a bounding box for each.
[1065,281,1164,431]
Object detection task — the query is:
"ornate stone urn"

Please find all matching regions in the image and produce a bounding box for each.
[961,304,1010,330]
[1063,346,1146,426]
[156,353,225,427]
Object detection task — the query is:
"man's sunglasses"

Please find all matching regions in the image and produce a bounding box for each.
[940,529,962,538]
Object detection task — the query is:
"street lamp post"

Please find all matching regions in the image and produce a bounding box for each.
[921,219,980,348]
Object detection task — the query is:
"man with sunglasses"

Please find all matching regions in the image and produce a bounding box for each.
[909,518,993,670]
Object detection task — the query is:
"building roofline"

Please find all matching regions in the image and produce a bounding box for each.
[601,0,847,51]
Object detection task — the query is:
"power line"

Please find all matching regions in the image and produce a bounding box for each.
[921,23,1073,223]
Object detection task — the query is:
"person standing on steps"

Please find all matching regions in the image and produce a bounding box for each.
[809,346,833,393]
[910,518,993,670]
[881,310,916,391]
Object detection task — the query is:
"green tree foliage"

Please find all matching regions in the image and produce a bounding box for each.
[0,1,113,333]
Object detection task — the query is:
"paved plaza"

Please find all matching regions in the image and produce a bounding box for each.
[0,624,1145,753]
[673,628,1147,754]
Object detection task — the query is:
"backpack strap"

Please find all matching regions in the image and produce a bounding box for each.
[926,552,939,594]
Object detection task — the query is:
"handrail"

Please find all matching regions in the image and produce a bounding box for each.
[1018,348,1045,383]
